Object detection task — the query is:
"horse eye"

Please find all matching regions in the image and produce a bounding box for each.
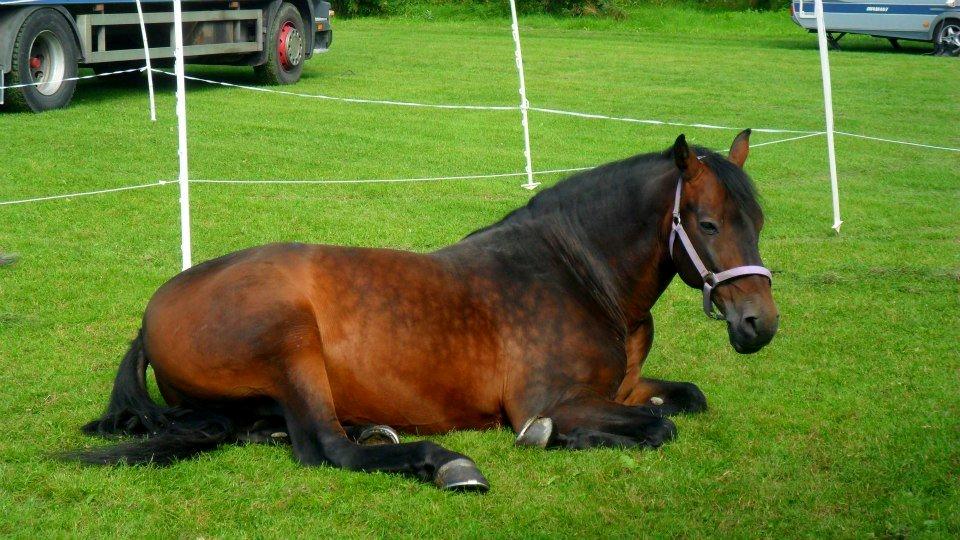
[699,221,719,235]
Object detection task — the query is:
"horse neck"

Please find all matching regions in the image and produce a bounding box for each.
[576,170,678,328]
[441,162,679,332]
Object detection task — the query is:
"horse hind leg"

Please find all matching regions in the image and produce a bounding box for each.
[344,424,401,446]
[234,414,400,446]
[279,352,489,491]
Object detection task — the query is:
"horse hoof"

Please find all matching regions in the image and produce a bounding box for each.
[356,425,401,446]
[515,416,553,448]
[434,458,490,492]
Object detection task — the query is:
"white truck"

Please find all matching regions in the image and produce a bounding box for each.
[0,0,332,111]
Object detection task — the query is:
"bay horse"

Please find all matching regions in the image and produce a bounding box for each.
[68,131,779,492]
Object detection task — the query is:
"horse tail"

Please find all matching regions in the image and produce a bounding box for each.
[64,329,234,465]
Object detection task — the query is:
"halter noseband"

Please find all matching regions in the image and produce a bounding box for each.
[668,176,772,320]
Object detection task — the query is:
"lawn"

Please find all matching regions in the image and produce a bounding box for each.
[1,5,958,538]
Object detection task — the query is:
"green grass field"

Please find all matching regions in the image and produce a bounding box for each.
[1,5,958,538]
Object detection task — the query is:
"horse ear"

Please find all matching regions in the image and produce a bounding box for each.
[672,134,703,180]
[728,128,751,168]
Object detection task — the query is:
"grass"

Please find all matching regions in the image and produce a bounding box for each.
[1,6,958,538]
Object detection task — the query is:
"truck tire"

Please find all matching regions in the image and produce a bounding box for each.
[934,19,960,57]
[5,9,79,112]
[255,2,306,85]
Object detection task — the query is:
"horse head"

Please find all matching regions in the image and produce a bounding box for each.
[670,130,779,354]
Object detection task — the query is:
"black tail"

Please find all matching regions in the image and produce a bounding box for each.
[65,329,234,465]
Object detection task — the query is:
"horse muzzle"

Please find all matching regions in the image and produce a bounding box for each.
[725,301,779,354]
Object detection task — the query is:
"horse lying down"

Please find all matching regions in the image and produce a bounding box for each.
[66,131,778,492]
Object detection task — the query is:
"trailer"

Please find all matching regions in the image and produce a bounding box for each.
[791,0,959,55]
[0,0,332,111]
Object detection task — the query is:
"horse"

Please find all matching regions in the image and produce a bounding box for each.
[67,131,779,492]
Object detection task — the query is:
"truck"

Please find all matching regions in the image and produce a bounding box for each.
[0,0,332,112]
[791,0,959,55]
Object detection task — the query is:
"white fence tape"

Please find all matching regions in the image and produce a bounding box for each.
[835,131,960,153]
[751,132,825,148]
[528,107,821,135]
[5,124,951,208]
[0,168,596,207]
[0,67,144,91]
[0,181,169,206]
[190,167,593,186]
[151,69,516,111]
[0,131,823,208]
[149,69,959,153]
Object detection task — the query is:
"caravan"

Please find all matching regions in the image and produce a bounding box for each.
[791,0,959,54]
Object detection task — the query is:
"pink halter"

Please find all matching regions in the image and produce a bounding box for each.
[668,177,772,320]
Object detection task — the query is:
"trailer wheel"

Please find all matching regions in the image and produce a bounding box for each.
[934,19,960,57]
[5,9,78,112]
[255,3,306,85]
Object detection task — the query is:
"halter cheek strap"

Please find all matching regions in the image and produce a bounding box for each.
[668,178,772,320]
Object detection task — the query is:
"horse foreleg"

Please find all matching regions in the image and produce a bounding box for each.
[516,397,676,450]
[618,378,708,415]
[615,319,708,415]
[279,351,489,491]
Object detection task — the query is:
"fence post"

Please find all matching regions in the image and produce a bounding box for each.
[172,0,192,269]
[133,0,156,121]
[508,0,538,190]
[814,0,842,233]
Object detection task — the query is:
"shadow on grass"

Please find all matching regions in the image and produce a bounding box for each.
[770,35,937,56]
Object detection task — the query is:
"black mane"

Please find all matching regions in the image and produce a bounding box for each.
[466,145,761,239]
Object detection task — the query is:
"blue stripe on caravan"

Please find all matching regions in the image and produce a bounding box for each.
[794,2,950,15]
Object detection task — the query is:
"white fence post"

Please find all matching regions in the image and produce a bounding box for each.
[172,0,192,269]
[814,0,842,233]
[133,0,156,121]
[508,0,538,190]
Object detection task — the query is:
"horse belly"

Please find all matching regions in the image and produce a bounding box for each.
[326,349,505,434]
[315,254,505,433]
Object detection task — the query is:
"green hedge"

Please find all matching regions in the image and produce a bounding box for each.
[328,0,792,18]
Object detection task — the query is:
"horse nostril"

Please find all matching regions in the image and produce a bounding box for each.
[743,315,759,337]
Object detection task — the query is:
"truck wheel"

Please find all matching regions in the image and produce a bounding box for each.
[255,2,306,85]
[934,20,960,57]
[5,9,79,112]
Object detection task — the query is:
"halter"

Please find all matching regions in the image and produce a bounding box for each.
[668,176,772,320]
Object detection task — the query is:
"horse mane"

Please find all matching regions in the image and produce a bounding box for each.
[467,145,760,238]
[461,144,761,333]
